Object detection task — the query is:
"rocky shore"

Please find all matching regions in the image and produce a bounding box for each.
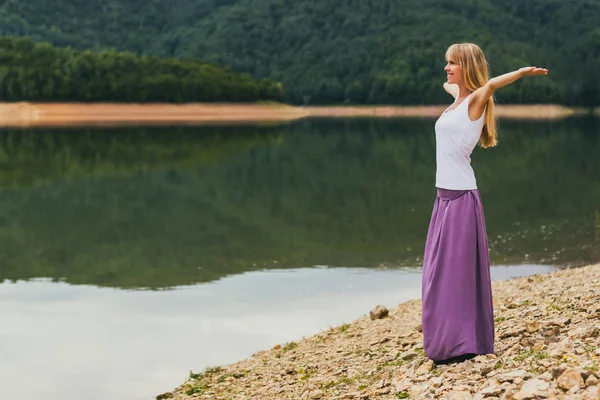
[159,263,600,400]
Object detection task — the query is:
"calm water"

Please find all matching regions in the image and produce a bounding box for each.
[0,117,599,399]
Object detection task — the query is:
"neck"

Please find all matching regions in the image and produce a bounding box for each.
[457,85,472,99]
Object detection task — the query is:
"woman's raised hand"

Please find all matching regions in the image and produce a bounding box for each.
[519,67,549,76]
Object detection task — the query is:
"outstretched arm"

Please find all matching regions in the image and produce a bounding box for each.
[443,82,459,99]
[469,67,548,120]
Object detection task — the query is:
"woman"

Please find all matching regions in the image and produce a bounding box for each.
[421,43,548,364]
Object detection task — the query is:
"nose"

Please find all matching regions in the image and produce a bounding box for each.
[444,63,450,71]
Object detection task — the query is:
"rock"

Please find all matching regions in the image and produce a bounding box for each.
[540,326,561,337]
[416,360,433,375]
[514,378,549,399]
[539,372,553,382]
[445,391,474,400]
[497,370,531,382]
[416,323,423,332]
[393,378,411,393]
[477,379,503,396]
[552,365,568,379]
[409,383,429,397]
[557,368,585,391]
[338,392,361,399]
[586,374,599,387]
[525,321,540,333]
[309,389,324,399]
[399,350,419,361]
[585,386,600,398]
[569,326,600,339]
[369,305,389,320]
[500,327,526,339]
[156,393,173,399]
[480,365,493,376]
[431,377,443,388]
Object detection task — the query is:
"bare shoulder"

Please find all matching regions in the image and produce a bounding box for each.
[443,82,459,99]
[468,86,491,121]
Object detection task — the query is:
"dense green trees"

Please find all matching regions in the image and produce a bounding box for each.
[1,0,598,105]
[0,37,283,102]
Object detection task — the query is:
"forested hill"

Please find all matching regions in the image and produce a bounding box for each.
[0,37,283,102]
[1,0,599,105]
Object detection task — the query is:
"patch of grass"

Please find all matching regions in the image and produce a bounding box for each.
[495,316,506,323]
[397,392,410,398]
[379,359,406,369]
[516,349,550,361]
[339,323,351,333]
[232,371,247,379]
[320,375,367,389]
[494,359,504,370]
[283,341,298,352]
[184,381,210,396]
[189,366,222,380]
[547,303,563,312]
[298,366,316,381]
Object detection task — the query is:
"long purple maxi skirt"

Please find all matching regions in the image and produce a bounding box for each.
[421,188,494,361]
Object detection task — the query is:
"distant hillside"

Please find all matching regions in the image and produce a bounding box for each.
[0,0,598,105]
[0,36,283,102]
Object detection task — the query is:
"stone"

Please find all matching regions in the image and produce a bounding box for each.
[539,372,553,382]
[497,370,531,382]
[569,326,600,339]
[540,326,561,337]
[399,350,419,361]
[416,360,433,375]
[409,383,430,397]
[586,374,599,387]
[500,327,526,339]
[309,389,324,399]
[557,368,585,391]
[446,391,474,400]
[369,305,389,320]
[525,321,540,333]
[585,386,600,398]
[514,378,549,399]
[477,379,503,396]
[552,365,568,379]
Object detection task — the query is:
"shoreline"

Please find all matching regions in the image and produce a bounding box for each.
[0,102,591,127]
[159,263,600,400]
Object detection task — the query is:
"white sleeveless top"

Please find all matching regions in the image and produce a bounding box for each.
[435,93,485,190]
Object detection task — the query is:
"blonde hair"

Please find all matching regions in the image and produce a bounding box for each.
[445,43,497,148]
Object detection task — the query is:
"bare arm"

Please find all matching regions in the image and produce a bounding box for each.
[469,67,548,121]
[443,82,459,99]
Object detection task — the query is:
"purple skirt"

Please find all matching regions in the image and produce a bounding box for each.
[421,188,494,361]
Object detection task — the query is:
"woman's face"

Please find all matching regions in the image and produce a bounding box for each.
[444,60,463,85]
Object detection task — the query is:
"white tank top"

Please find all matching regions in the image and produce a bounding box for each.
[435,93,485,190]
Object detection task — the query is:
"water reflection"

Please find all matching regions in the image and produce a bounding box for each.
[0,264,557,400]
[0,118,598,289]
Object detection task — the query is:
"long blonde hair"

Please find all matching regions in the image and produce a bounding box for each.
[445,43,497,148]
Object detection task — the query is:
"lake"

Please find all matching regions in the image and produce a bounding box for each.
[0,117,598,399]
